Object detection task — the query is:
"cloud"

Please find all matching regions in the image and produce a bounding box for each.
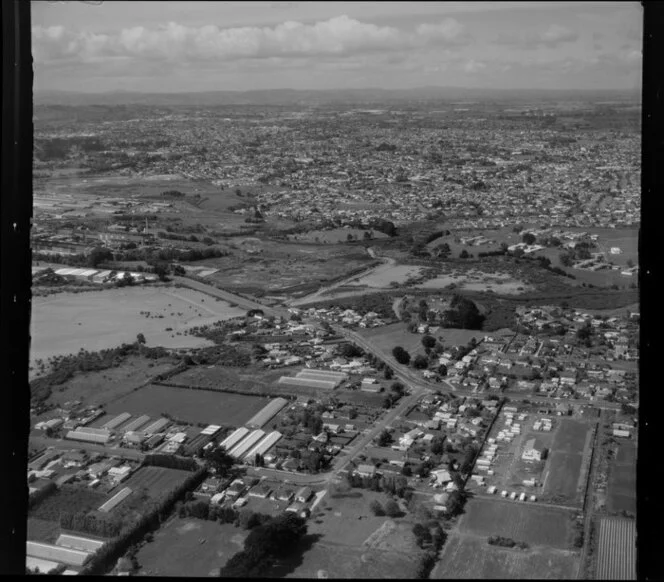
[495,24,579,49]
[32,15,470,65]
[463,59,486,73]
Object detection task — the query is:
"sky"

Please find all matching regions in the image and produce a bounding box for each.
[31,1,643,93]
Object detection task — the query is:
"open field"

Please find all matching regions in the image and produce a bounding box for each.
[27,517,62,544]
[198,242,374,295]
[108,466,191,501]
[29,485,107,523]
[310,489,402,547]
[595,517,636,580]
[418,268,534,295]
[432,534,579,579]
[607,441,636,514]
[288,228,389,244]
[542,419,590,502]
[99,384,269,426]
[285,543,420,579]
[31,286,245,363]
[134,518,247,577]
[543,453,583,501]
[350,264,424,288]
[357,322,427,358]
[459,498,573,549]
[31,355,178,406]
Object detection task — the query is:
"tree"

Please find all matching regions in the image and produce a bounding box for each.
[413,355,429,370]
[204,446,234,476]
[431,436,445,455]
[384,499,401,517]
[421,335,436,349]
[340,343,364,358]
[136,333,146,345]
[459,249,470,259]
[152,262,170,281]
[560,252,574,267]
[384,367,394,380]
[88,247,113,268]
[390,382,405,396]
[377,429,393,447]
[522,232,536,245]
[392,346,411,365]
[370,500,385,516]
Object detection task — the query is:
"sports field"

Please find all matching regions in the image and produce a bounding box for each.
[135,518,247,577]
[459,498,572,549]
[100,384,269,426]
[31,286,244,363]
[432,534,579,579]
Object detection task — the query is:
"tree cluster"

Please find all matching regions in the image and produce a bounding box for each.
[220,513,308,577]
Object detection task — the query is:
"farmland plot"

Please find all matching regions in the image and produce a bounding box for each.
[433,534,579,579]
[30,485,107,522]
[595,517,636,580]
[459,498,572,549]
[109,466,191,500]
[102,384,268,426]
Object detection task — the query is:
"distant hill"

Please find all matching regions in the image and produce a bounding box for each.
[34,87,641,107]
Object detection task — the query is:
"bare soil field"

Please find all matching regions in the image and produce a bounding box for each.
[31,286,244,364]
[32,355,177,407]
[135,518,247,577]
[432,534,579,579]
[459,498,573,549]
[99,384,269,426]
[170,364,293,394]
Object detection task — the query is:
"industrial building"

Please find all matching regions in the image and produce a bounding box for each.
[229,429,266,459]
[219,427,250,451]
[245,397,289,429]
[26,541,91,567]
[243,430,282,463]
[56,534,105,553]
[142,417,170,435]
[201,425,222,437]
[120,415,151,433]
[277,368,347,390]
[102,412,131,431]
[65,428,111,444]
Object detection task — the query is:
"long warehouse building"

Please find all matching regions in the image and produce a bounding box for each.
[142,418,170,435]
[219,427,250,451]
[245,398,289,429]
[298,369,348,381]
[243,430,282,462]
[66,429,111,444]
[278,376,337,390]
[102,412,131,431]
[121,415,151,433]
[228,429,265,459]
[26,541,91,567]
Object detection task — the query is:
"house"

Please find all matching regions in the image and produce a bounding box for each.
[276,489,294,503]
[295,486,313,503]
[431,469,452,485]
[248,483,273,498]
[224,480,246,498]
[522,439,546,462]
[355,464,377,478]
